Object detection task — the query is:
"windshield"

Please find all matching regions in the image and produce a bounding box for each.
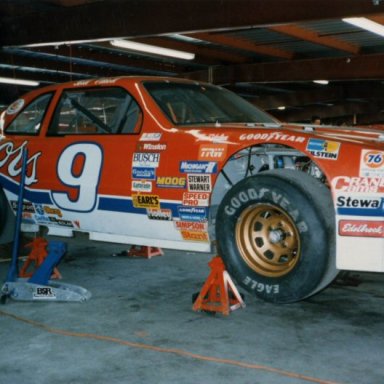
[144,81,277,125]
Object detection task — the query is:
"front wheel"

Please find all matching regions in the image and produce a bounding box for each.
[216,169,337,303]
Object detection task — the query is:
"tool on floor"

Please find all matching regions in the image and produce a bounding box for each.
[19,237,62,279]
[1,147,91,303]
[113,245,163,259]
[192,256,245,316]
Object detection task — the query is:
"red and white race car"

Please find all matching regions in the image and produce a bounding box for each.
[0,76,383,303]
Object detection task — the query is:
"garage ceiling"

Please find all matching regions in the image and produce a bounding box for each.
[2,0,384,125]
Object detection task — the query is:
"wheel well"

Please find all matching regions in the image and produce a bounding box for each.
[209,144,329,239]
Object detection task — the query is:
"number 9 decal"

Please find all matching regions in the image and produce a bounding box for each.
[52,142,103,212]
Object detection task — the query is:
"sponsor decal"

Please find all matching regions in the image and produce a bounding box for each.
[198,144,227,161]
[33,287,56,299]
[339,220,384,238]
[336,195,383,217]
[73,80,92,87]
[35,214,50,223]
[139,133,162,141]
[34,204,44,215]
[182,192,210,207]
[11,200,35,213]
[132,194,160,209]
[175,221,208,231]
[332,176,384,193]
[132,153,160,168]
[132,167,156,180]
[136,142,167,152]
[6,99,25,115]
[360,150,384,177]
[180,161,217,174]
[48,217,74,227]
[180,230,209,242]
[187,174,211,192]
[43,206,63,217]
[132,180,152,192]
[239,132,305,143]
[178,206,207,222]
[147,208,172,221]
[307,138,340,160]
[0,141,41,185]
[156,176,186,188]
[22,212,36,224]
[94,78,119,85]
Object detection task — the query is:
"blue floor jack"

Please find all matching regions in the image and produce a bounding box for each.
[1,148,91,303]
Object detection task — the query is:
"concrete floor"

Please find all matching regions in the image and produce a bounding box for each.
[0,233,383,384]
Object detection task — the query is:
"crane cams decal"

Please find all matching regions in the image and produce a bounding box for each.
[332,176,384,193]
[360,150,384,177]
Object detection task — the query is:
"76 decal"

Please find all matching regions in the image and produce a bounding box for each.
[360,150,384,177]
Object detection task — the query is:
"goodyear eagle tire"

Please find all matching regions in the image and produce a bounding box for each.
[216,169,337,303]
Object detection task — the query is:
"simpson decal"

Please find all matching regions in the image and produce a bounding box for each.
[179,161,217,174]
[132,194,160,209]
[132,153,160,168]
[360,150,384,177]
[187,174,211,192]
[175,221,208,231]
[307,138,340,160]
[339,220,384,238]
[198,144,227,161]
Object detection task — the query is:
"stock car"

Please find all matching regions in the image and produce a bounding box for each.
[0,76,383,303]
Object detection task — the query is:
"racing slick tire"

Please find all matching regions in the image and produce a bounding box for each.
[216,169,337,303]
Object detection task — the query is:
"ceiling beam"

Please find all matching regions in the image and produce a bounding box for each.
[185,53,384,84]
[2,0,384,47]
[269,24,360,54]
[189,32,294,59]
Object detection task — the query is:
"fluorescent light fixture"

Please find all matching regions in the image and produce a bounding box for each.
[343,17,384,37]
[18,37,113,48]
[313,80,329,85]
[110,39,195,60]
[0,76,40,87]
[277,106,286,110]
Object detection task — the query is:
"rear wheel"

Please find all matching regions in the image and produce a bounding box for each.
[216,169,337,303]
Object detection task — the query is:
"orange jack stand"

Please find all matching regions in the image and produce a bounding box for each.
[126,245,163,259]
[19,237,62,279]
[192,256,245,316]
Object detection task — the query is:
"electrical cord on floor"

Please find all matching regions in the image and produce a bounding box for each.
[0,308,342,384]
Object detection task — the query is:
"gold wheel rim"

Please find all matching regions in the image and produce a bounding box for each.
[235,204,301,278]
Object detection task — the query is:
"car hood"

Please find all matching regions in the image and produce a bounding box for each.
[279,123,384,148]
